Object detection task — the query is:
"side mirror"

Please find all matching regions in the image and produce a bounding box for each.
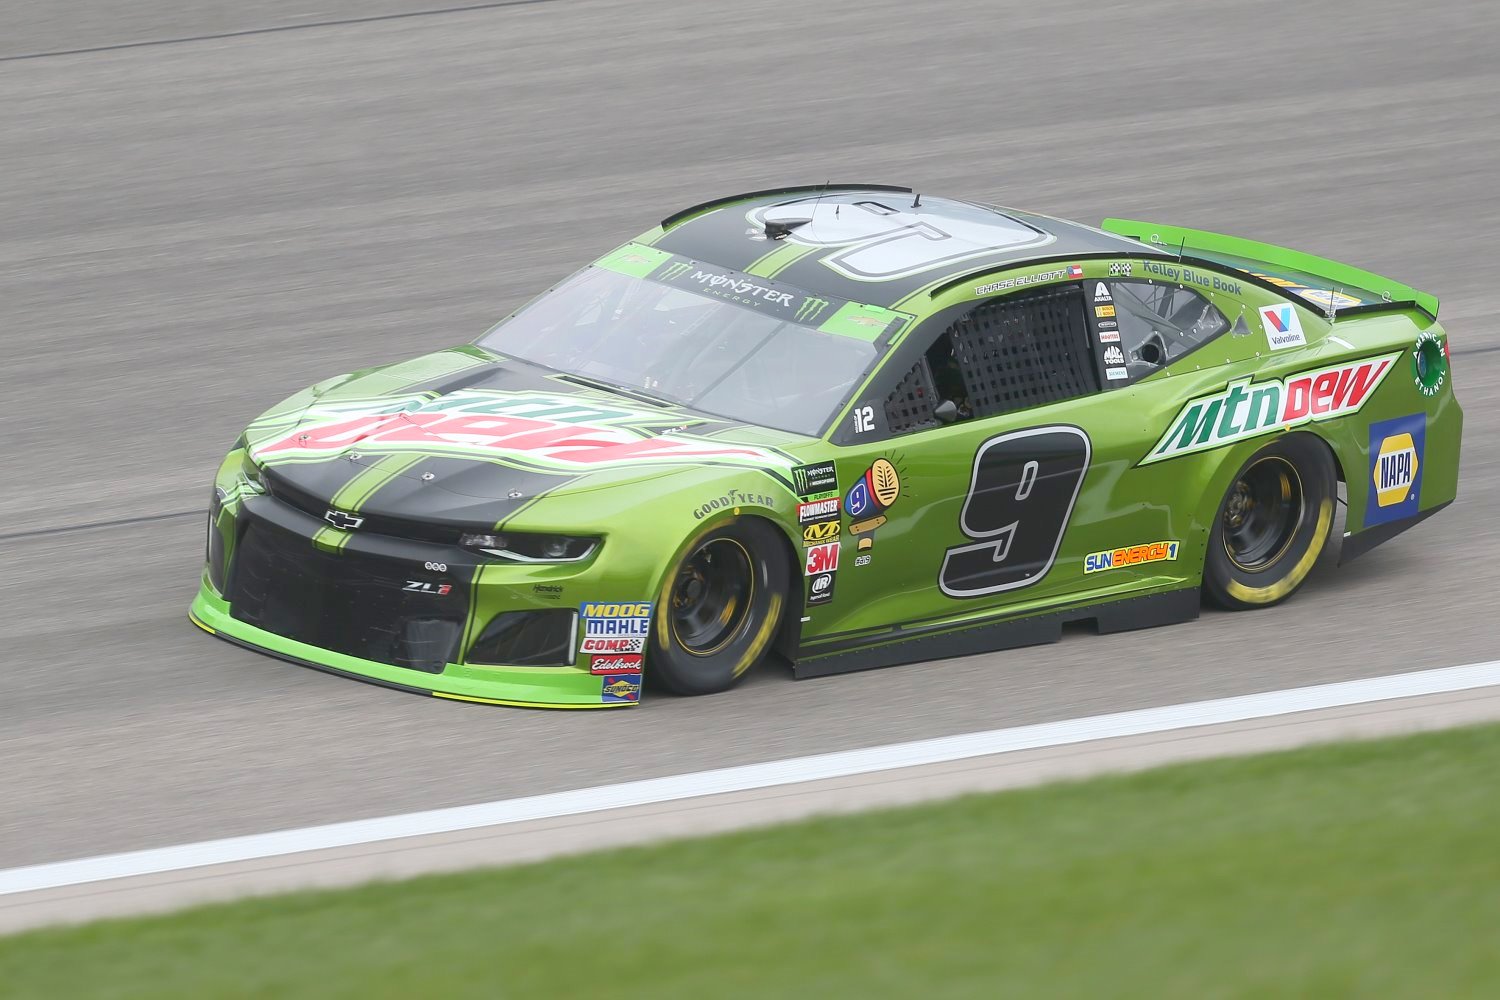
[934,400,959,424]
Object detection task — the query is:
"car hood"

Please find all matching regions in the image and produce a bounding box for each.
[243,347,809,520]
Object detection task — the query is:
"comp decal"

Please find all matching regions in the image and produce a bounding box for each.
[1141,353,1401,465]
[250,390,792,474]
[1364,414,1425,528]
[579,601,653,655]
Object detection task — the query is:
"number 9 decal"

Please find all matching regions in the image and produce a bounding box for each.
[938,426,1090,598]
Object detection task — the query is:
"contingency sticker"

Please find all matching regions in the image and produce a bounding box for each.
[1260,303,1307,351]
[1364,414,1425,527]
[579,602,652,655]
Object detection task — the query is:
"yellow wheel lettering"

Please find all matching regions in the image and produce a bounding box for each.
[1225,497,1333,605]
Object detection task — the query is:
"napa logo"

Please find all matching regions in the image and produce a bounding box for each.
[1364,414,1425,528]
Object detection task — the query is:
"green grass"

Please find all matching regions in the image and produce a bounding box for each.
[5,724,1500,999]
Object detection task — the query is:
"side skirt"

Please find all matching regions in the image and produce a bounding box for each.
[791,588,1201,680]
[1338,500,1451,566]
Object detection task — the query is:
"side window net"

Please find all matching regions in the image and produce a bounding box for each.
[882,358,938,434]
[949,285,1099,419]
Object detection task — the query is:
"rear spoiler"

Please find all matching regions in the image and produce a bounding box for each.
[1100,218,1439,321]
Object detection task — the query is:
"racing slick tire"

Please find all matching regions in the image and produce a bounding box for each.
[650,518,789,696]
[1203,434,1336,611]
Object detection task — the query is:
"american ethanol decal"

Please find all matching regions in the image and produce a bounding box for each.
[249,390,792,473]
[1141,353,1401,464]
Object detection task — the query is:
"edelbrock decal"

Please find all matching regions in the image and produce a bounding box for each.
[1141,353,1401,465]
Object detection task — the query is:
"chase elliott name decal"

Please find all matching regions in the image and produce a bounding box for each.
[1141,353,1400,465]
[251,391,789,473]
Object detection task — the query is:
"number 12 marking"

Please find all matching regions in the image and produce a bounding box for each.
[938,426,1091,598]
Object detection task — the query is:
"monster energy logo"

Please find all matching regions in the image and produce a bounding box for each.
[660,262,692,280]
[794,297,830,323]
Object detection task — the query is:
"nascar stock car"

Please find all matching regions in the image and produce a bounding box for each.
[190,184,1461,708]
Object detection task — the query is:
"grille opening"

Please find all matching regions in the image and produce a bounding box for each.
[466,610,577,667]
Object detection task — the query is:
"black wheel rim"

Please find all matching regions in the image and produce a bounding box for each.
[669,538,754,656]
[1222,457,1305,571]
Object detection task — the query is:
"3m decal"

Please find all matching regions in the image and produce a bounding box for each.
[807,571,836,605]
[802,520,841,546]
[790,461,838,499]
[1083,540,1180,574]
[601,673,642,703]
[589,654,643,676]
[797,497,840,524]
[1142,353,1400,465]
[1365,414,1425,527]
[580,602,652,655]
[805,542,840,576]
[1260,304,1307,351]
[252,391,789,473]
[939,427,1090,598]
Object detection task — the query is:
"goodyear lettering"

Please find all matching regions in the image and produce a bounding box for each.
[1084,540,1180,574]
[693,489,774,520]
[1143,353,1400,464]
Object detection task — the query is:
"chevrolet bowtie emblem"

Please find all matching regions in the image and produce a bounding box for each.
[324,509,364,530]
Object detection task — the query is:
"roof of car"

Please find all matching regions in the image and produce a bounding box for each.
[650,186,1170,309]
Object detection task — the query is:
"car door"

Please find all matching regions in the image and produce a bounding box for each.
[805,265,1238,644]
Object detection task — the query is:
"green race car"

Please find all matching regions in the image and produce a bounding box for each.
[191,185,1461,708]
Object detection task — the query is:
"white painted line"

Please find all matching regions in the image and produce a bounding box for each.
[1329,335,1355,350]
[3,660,1499,898]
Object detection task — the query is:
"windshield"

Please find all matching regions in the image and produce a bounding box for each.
[476,255,900,435]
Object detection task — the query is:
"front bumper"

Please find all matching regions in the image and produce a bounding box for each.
[193,490,643,709]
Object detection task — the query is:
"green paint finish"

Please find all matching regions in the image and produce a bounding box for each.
[191,207,1463,709]
[1101,218,1440,319]
[816,301,904,342]
[593,242,673,278]
[745,240,820,278]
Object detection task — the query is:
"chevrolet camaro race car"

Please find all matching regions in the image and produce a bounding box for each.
[190,185,1462,708]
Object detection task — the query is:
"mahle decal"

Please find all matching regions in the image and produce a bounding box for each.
[1141,353,1400,464]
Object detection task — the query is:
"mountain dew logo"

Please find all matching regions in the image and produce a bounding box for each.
[1142,353,1400,464]
[251,390,790,472]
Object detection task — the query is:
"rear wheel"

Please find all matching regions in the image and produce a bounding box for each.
[649,519,789,695]
[1203,436,1336,610]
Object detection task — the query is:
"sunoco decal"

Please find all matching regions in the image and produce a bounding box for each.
[251,391,789,473]
[1140,353,1400,465]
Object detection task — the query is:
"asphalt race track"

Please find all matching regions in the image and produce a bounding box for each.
[1,0,1497,871]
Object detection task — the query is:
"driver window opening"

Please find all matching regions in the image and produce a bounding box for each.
[882,284,1099,434]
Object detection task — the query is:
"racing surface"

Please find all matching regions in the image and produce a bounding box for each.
[2,0,1496,869]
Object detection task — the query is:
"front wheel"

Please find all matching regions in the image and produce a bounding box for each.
[649,519,789,695]
[1203,435,1336,610]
